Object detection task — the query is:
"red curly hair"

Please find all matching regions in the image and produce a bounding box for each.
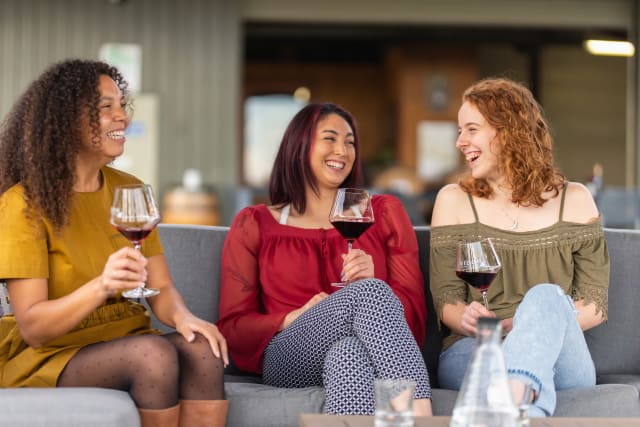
[458,78,565,207]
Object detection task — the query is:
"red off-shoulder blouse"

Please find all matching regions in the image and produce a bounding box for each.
[217,194,426,374]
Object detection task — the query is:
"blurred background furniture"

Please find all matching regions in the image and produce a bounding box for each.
[596,186,640,229]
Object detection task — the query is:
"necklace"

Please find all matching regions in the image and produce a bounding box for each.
[500,204,520,230]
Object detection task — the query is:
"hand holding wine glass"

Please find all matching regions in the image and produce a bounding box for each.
[330,188,374,288]
[456,238,501,311]
[110,184,161,299]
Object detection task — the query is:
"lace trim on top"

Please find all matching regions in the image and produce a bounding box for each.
[431,219,604,250]
[434,288,467,321]
[572,285,609,320]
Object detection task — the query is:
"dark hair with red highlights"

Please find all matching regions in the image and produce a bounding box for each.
[459,77,565,207]
[269,102,363,214]
[0,59,128,230]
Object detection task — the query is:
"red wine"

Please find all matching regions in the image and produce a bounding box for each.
[331,220,373,240]
[455,270,498,292]
[116,226,154,243]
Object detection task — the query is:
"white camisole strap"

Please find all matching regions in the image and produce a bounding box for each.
[280,204,290,225]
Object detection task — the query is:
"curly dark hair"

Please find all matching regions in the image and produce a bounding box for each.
[0,59,129,230]
[459,77,565,207]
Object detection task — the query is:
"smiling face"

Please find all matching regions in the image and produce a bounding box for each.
[309,113,356,191]
[78,75,130,166]
[456,100,501,183]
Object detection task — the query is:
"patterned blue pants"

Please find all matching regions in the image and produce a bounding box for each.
[262,279,431,414]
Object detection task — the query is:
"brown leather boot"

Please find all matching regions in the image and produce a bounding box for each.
[179,399,228,427]
[138,404,180,427]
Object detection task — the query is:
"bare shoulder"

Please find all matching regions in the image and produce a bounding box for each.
[431,184,470,227]
[562,181,599,223]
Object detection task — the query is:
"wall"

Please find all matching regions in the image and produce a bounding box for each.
[243,63,388,169]
[541,46,627,184]
[385,46,478,183]
[0,0,242,222]
[242,0,630,29]
[474,43,627,185]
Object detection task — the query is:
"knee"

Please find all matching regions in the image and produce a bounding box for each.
[142,335,178,356]
[191,334,225,370]
[174,333,225,372]
[523,284,566,306]
[133,335,180,373]
[347,279,400,306]
[519,284,576,318]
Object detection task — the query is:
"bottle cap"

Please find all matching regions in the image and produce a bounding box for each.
[477,317,500,328]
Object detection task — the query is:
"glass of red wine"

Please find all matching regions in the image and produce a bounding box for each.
[110,184,161,299]
[329,188,374,288]
[456,238,501,310]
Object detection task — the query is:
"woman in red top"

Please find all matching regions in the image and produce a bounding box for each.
[218,103,432,415]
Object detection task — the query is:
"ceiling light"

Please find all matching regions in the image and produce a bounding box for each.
[293,86,311,103]
[584,39,635,57]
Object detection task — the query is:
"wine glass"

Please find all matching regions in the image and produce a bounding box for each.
[455,238,501,310]
[329,188,374,288]
[110,184,162,299]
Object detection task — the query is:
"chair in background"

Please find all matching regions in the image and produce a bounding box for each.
[596,186,640,229]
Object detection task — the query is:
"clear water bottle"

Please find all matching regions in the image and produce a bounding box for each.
[450,317,518,427]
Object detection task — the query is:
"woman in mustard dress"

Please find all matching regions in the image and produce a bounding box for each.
[0,59,228,427]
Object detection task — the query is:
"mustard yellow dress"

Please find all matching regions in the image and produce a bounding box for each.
[0,166,162,387]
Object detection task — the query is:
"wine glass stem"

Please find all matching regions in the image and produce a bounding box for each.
[481,291,489,310]
[347,240,353,253]
[132,242,144,293]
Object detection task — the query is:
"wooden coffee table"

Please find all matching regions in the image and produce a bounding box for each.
[299,414,640,427]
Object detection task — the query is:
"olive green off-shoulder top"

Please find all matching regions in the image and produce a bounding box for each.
[429,191,610,351]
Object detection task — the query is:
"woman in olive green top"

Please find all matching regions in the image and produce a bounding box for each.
[0,60,228,427]
[430,77,609,417]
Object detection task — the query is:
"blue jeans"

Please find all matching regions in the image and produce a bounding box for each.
[438,284,596,417]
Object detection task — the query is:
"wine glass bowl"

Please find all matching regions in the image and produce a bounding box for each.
[329,188,374,288]
[455,238,501,310]
[110,184,161,299]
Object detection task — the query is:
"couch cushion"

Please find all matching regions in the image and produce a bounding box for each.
[430,385,640,418]
[157,223,228,330]
[414,226,447,388]
[431,388,458,415]
[226,382,324,427]
[0,387,139,426]
[157,224,253,376]
[586,229,640,376]
[554,384,640,417]
[597,374,640,390]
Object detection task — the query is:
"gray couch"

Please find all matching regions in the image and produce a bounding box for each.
[1,224,640,426]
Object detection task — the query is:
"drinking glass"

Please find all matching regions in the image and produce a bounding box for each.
[329,188,374,288]
[110,184,161,299]
[515,383,535,427]
[456,238,501,310]
[374,378,415,427]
